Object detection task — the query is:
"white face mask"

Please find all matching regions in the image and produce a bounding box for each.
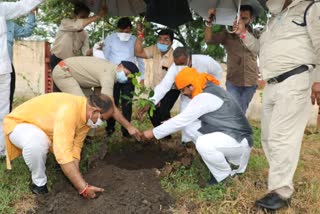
[87,112,104,129]
[117,32,132,41]
[116,70,128,83]
[266,0,286,15]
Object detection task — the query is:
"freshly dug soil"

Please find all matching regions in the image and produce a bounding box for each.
[35,142,177,214]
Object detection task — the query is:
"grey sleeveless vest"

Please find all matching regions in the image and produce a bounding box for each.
[198,82,253,147]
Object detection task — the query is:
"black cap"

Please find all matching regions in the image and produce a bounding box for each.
[121,61,139,74]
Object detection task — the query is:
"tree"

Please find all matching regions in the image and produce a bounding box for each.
[32,0,267,61]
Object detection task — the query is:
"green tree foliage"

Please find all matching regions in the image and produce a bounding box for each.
[32,0,267,60]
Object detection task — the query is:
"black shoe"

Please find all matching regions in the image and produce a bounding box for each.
[30,183,48,195]
[208,174,219,186]
[255,193,289,210]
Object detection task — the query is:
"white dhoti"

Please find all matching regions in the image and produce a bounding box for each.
[9,123,51,186]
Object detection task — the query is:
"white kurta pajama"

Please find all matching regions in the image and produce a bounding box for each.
[153,93,251,182]
[150,55,223,142]
[0,0,43,156]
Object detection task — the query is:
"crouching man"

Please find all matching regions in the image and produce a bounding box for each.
[4,93,114,198]
[52,57,142,140]
[143,68,253,184]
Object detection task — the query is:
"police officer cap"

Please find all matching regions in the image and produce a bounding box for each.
[121,61,139,74]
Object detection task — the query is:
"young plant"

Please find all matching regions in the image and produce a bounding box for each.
[122,72,156,117]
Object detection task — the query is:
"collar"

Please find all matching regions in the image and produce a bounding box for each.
[161,47,174,58]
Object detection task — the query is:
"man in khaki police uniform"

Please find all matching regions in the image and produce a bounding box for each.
[235,0,320,210]
[50,3,107,92]
[52,56,142,141]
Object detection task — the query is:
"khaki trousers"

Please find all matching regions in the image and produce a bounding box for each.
[261,70,312,199]
[52,65,93,97]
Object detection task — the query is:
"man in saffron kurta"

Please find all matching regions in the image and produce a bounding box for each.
[4,93,114,198]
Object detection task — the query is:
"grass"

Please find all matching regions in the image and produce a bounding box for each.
[1,100,320,213]
[160,124,320,213]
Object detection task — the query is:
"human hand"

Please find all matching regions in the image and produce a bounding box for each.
[140,79,145,87]
[136,19,145,39]
[127,126,143,141]
[137,105,150,120]
[233,19,246,35]
[257,79,265,90]
[207,8,216,22]
[82,185,104,199]
[143,130,154,140]
[311,82,320,105]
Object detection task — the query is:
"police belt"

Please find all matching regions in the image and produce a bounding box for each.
[267,65,313,84]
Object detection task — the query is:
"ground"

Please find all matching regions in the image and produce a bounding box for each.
[1,120,320,214]
[35,143,176,214]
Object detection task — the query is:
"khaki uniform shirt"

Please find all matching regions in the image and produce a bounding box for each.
[209,28,259,87]
[144,45,174,88]
[51,18,89,59]
[64,57,117,96]
[4,93,89,169]
[242,0,320,81]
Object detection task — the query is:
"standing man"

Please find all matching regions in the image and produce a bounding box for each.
[102,17,145,137]
[135,28,179,129]
[205,5,259,113]
[143,68,252,185]
[0,0,44,157]
[4,93,113,197]
[52,56,142,141]
[235,0,320,210]
[50,3,107,92]
[7,9,37,111]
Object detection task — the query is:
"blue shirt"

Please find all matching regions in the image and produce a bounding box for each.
[6,13,36,62]
[103,32,145,79]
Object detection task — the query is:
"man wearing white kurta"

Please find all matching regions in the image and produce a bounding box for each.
[0,0,44,157]
[143,68,252,183]
[138,47,223,143]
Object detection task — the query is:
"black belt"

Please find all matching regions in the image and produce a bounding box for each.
[267,65,312,84]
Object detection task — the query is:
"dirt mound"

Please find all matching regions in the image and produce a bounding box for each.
[35,143,177,214]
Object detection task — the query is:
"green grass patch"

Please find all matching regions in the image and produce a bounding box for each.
[161,156,227,202]
[247,154,268,170]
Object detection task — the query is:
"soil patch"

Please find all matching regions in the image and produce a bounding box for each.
[35,142,177,214]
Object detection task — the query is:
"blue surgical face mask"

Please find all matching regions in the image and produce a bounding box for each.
[116,70,128,83]
[157,43,169,53]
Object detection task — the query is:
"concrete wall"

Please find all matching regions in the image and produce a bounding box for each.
[13,41,319,125]
[13,41,46,98]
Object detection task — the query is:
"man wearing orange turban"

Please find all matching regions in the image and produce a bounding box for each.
[143,67,253,185]
[137,47,223,144]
